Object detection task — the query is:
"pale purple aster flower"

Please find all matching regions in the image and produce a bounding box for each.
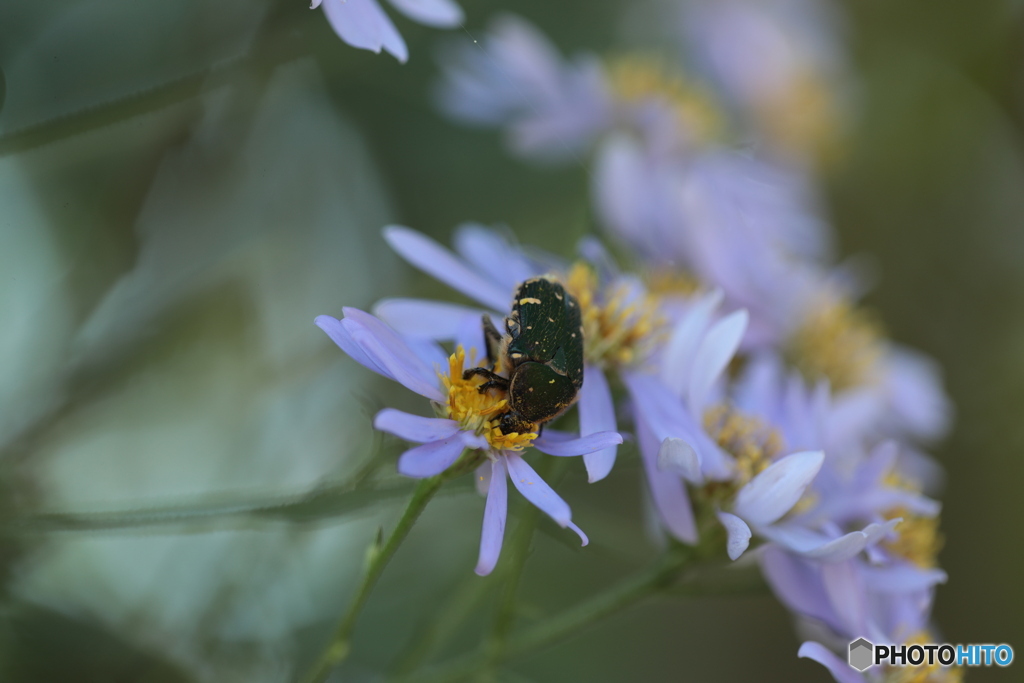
[314,307,622,575]
[312,0,464,63]
[375,224,661,483]
[436,15,720,161]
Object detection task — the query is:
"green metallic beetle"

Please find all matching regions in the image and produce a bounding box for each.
[463,277,585,435]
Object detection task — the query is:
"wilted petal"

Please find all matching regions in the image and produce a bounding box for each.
[342,308,444,401]
[374,298,486,340]
[688,309,748,415]
[504,452,571,527]
[798,642,865,683]
[657,438,702,483]
[475,457,508,576]
[717,511,752,560]
[578,365,618,482]
[387,0,463,27]
[383,225,509,310]
[374,408,460,443]
[397,434,467,478]
[734,450,824,527]
[533,430,623,457]
[637,414,698,543]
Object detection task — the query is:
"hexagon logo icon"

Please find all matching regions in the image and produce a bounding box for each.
[848,638,874,671]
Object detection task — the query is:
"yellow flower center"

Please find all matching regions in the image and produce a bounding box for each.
[645,268,702,298]
[882,473,944,569]
[438,347,536,452]
[757,70,845,167]
[785,297,884,392]
[564,262,664,369]
[704,405,782,486]
[606,55,723,144]
[884,632,964,683]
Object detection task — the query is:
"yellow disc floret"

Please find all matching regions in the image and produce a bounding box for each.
[882,473,944,569]
[786,296,884,392]
[884,632,964,683]
[437,347,537,452]
[606,55,722,144]
[564,262,664,369]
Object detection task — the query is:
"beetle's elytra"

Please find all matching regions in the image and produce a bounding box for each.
[463,277,584,435]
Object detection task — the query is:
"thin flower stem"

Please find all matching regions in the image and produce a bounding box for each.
[401,548,696,683]
[301,474,448,683]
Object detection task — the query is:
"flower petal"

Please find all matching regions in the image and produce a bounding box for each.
[578,366,619,482]
[374,298,487,340]
[397,434,467,478]
[657,438,702,483]
[504,452,570,527]
[798,642,866,683]
[315,314,389,377]
[688,309,748,415]
[383,225,510,310]
[861,564,947,593]
[341,308,444,401]
[661,289,722,397]
[475,457,508,576]
[453,223,536,291]
[567,521,589,546]
[636,412,698,543]
[374,408,461,443]
[734,450,824,527]
[474,462,491,496]
[387,0,463,27]
[717,511,752,561]
[321,0,408,62]
[533,430,622,457]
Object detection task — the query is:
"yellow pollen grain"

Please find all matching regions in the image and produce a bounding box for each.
[438,347,536,452]
[564,262,664,369]
[606,55,722,143]
[881,472,944,569]
[786,297,884,392]
[703,405,782,488]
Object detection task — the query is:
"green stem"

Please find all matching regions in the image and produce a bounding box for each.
[402,548,695,683]
[301,475,447,683]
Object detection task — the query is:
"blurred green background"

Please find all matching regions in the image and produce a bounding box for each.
[0,0,1021,680]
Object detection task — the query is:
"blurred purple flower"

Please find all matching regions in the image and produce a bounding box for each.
[315,307,621,575]
[312,0,464,63]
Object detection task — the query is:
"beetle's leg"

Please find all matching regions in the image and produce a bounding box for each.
[481,315,504,367]
[463,367,510,393]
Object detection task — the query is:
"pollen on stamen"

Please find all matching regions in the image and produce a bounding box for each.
[564,262,664,369]
[606,54,723,143]
[882,473,944,569]
[698,406,784,505]
[786,296,884,392]
[437,346,537,452]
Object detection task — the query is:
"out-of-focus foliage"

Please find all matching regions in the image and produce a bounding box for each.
[0,0,1022,681]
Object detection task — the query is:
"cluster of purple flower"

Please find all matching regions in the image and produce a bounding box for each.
[316,3,957,681]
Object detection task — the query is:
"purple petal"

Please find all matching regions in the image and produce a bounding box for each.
[661,289,723,397]
[688,309,748,415]
[822,560,868,638]
[341,308,444,401]
[760,518,901,562]
[734,450,824,527]
[315,314,389,377]
[474,462,491,496]
[397,434,468,478]
[578,366,619,482]
[475,457,508,576]
[386,0,463,27]
[861,564,947,593]
[636,412,698,543]
[657,438,702,483]
[383,225,510,310]
[533,430,622,457]
[716,511,752,560]
[321,0,408,62]
[374,298,487,340]
[453,223,537,291]
[798,642,865,683]
[760,546,835,625]
[374,408,461,443]
[567,521,589,546]
[504,452,571,527]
